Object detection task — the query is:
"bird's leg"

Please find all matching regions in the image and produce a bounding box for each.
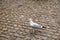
[33,29,35,34]
[30,29,36,34]
[34,29,38,35]
[32,29,35,34]
[33,28,37,34]
[30,29,34,34]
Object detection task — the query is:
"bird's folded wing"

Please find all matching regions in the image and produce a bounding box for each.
[32,23,42,28]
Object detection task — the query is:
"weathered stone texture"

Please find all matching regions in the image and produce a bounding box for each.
[0,0,60,40]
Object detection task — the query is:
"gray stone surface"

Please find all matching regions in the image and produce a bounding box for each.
[0,0,60,40]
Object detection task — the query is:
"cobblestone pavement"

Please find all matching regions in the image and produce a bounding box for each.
[0,0,60,40]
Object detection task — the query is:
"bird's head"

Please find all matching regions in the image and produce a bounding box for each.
[29,18,33,22]
[29,18,32,21]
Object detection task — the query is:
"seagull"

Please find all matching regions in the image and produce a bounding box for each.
[29,18,45,29]
[29,18,45,34]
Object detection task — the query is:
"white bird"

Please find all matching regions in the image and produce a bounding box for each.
[29,18,45,29]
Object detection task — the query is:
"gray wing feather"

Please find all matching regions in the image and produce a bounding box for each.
[32,24,42,28]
